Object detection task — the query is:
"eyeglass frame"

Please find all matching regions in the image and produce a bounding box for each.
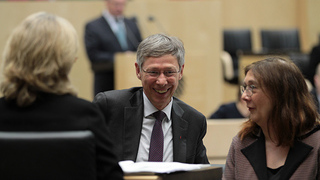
[240,85,257,97]
[141,68,181,77]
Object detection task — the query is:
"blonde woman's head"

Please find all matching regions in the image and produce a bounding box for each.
[1,12,79,107]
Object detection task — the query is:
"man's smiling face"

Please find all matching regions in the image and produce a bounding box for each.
[135,54,184,110]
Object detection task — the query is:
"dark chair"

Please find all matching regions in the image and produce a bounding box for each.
[0,131,96,180]
[223,29,252,84]
[260,28,301,54]
[289,51,310,78]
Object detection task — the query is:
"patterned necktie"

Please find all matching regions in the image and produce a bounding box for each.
[148,111,166,162]
[115,18,128,51]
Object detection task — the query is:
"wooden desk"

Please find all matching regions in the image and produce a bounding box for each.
[124,166,222,180]
[125,175,160,180]
[204,119,246,164]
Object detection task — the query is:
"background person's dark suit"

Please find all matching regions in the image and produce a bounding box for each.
[306,44,320,87]
[311,88,320,113]
[84,16,142,96]
[93,87,209,164]
[208,102,245,119]
[0,93,123,180]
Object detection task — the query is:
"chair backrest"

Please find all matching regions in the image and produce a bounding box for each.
[289,51,310,77]
[260,28,300,53]
[220,51,235,81]
[0,131,96,180]
[223,29,252,84]
[223,29,252,55]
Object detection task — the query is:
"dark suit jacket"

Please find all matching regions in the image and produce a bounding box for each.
[208,102,245,119]
[306,44,320,86]
[0,93,123,180]
[84,16,142,94]
[311,88,320,113]
[93,87,209,164]
[223,126,320,180]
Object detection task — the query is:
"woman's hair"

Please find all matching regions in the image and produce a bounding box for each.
[0,12,78,107]
[136,33,185,70]
[239,57,320,147]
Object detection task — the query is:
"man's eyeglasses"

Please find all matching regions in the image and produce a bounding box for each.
[142,69,180,77]
[240,85,256,97]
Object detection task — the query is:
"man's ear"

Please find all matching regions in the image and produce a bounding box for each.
[135,63,141,80]
[179,64,184,80]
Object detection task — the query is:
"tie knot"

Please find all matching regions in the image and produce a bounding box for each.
[153,111,166,122]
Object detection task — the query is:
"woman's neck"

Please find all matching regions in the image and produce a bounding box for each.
[262,125,290,169]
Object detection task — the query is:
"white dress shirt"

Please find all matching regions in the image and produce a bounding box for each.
[135,92,173,162]
[102,9,126,37]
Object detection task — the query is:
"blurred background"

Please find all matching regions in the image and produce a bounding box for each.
[0,0,319,117]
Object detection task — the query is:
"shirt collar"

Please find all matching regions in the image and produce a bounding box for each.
[143,92,172,121]
[102,9,124,23]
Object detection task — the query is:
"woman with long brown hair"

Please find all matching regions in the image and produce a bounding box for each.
[223,57,320,180]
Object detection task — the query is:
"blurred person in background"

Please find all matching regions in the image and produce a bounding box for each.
[311,63,320,113]
[306,38,320,87]
[208,90,249,119]
[85,0,142,96]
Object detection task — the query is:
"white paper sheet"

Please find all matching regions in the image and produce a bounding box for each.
[119,160,211,174]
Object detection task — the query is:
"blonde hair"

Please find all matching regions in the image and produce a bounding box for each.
[1,12,78,107]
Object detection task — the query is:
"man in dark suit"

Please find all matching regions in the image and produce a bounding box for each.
[311,63,320,113]
[306,38,320,87]
[93,34,209,164]
[84,0,142,96]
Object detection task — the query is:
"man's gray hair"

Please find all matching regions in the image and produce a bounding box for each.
[136,34,185,70]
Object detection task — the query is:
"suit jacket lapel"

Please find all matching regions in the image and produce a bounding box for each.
[279,140,313,179]
[123,19,133,49]
[100,16,122,50]
[242,132,313,180]
[123,89,144,161]
[171,100,188,163]
[241,133,268,180]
